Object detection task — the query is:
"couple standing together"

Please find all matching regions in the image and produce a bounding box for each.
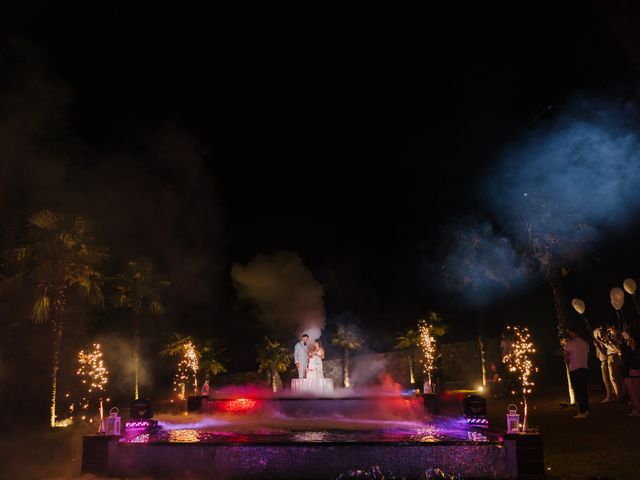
[293,333,325,379]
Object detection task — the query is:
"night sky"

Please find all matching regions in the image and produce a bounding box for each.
[3,1,640,375]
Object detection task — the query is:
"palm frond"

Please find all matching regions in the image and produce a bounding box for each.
[149,298,165,316]
[28,210,64,231]
[331,325,364,351]
[112,259,167,316]
[32,294,51,324]
[202,358,227,377]
[162,333,194,356]
[395,328,419,350]
[257,337,292,374]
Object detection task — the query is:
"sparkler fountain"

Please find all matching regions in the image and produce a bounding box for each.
[171,341,199,400]
[502,326,537,432]
[76,343,109,429]
[419,319,437,393]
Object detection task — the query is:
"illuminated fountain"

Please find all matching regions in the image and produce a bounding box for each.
[81,376,540,479]
[81,325,542,478]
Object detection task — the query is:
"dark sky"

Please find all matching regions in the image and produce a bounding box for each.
[3,1,640,371]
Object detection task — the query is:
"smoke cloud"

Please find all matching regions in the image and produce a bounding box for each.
[485,100,640,252]
[440,99,640,306]
[97,334,153,399]
[0,39,227,435]
[440,218,527,307]
[231,251,326,339]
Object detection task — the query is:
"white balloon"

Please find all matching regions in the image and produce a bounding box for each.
[571,298,586,315]
[623,278,637,295]
[610,287,625,310]
[611,287,625,303]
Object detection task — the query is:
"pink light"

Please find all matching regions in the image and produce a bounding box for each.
[221,398,258,412]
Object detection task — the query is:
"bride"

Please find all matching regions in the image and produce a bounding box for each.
[306,339,325,379]
[292,338,333,394]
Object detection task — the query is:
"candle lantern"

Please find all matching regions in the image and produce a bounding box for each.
[506,404,520,433]
[105,407,121,436]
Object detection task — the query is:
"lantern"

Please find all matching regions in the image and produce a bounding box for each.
[506,404,520,433]
[105,407,121,436]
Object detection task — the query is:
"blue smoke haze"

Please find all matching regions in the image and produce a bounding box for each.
[485,102,640,248]
[441,100,640,307]
[440,219,527,308]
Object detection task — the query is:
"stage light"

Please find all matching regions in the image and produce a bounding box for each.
[462,394,488,427]
[130,398,153,420]
[462,394,487,417]
[125,398,159,432]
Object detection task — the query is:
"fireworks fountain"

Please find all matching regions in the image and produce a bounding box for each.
[171,341,199,400]
[502,326,537,432]
[419,319,437,392]
[76,343,109,428]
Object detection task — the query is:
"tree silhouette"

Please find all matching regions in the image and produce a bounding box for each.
[112,259,168,399]
[331,324,364,387]
[3,210,107,427]
[257,337,291,392]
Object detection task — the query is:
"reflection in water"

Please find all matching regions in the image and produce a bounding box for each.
[410,426,442,442]
[467,431,489,442]
[291,431,330,442]
[120,425,499,444]
[169,429,200,443]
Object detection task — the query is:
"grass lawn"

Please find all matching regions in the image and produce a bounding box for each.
[486,385,640,480]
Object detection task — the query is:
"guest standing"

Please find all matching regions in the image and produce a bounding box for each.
[620,328,640,416]
[606,324,625,401]
[593,326,614,402]
[564,327,591,419]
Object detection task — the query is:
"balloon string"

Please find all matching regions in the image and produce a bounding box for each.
[632,294,640,326]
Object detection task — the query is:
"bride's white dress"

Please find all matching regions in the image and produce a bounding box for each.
[291,350,333,395]
[306,353,323,379]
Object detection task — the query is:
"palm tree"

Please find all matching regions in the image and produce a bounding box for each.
[163,333,197,398]
[442,221,519,389]
[395,328,419,385]
[331,324,364,387]
[3,210,107,427]
[425,310,448,337]
[112,260,168,399]
[257,337,291,392]
[200,342,227,381]
[162,333,226,398]
[516,193,598,404]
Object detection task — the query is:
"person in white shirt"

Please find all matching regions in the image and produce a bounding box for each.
[564,327,591,419]
[294,334,309,379]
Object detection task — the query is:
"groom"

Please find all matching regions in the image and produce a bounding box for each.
[294,333,309,379]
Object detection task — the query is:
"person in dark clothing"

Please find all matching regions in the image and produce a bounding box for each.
[487,362,505,399]
[620,327,640,416]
